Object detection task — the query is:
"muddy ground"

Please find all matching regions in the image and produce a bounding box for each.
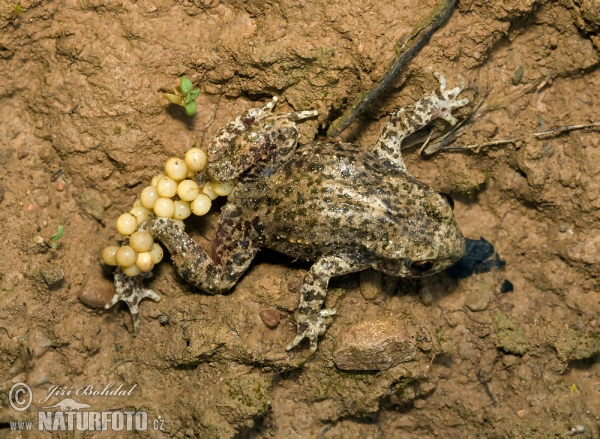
[1,0,600,437]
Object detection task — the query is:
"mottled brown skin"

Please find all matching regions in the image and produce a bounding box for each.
[108,75,469,353]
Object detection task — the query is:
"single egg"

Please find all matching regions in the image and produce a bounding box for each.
[154,198,175,218]
[185,147,207,172]
[212,180,235,197]
[101,245,119,266]
[150,243,163,263]
[156,176,178,198]
[136,252,155,272]
[165,157,188,181]
[201,182,218,200]
[115,245,137,267]
[122,264,141,277]
[129,230,154,253]
[140,186,159,210]
[191,194,212,216]
[173,200,192,220]
[116,213,138,236]
[177,179,200,201]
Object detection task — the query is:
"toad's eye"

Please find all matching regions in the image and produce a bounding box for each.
[411,260,435,273]
[440,193,454,210]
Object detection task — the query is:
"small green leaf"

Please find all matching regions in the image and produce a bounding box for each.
[185,101,197,116]
[180,77,193,94]
[50,225,64,249]
[163,93,184,106]
[189,89,200,100]
[185,94,193,105]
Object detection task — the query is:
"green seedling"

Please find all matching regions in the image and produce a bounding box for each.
[49,225,64,249]
[163,77,201,116]
[32,225,64,252]
[11,2,23,19]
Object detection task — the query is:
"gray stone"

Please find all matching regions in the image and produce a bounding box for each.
[80,189,105,222]
[464,290,491,312]
[40,265,64,286]
[333,319,416,370]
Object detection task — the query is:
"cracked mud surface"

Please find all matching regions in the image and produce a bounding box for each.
[1,0,600,437]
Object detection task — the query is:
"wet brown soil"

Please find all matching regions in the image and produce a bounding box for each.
[1,0,599,437]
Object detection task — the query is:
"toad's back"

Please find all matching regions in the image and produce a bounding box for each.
[231,142,457,262]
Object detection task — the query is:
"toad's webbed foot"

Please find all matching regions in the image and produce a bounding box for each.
[431,72,469,126]
[106,268,161,334]
[286,309,337,353]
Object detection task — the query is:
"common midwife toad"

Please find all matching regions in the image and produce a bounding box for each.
[107,74,469,353]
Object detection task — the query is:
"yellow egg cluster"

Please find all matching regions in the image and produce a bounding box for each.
[101,147,235,274]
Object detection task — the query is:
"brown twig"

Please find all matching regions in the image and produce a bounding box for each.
[327,0,458,138]
[441,122,600,153]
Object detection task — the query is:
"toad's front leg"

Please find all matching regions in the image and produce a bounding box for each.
[287,255,370,353]
[371,73,469,172]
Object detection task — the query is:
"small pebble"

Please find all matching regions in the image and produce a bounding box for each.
[512,66,524,85]
[413,399,426,409]
[559,225,568,233]
[78,284,115,308]
[40,265,64,286]
[77,270,115,309]
[36,195,50,207]
[80,189,105,222]
[464,290,490,312]
[158,315,170,325]
[286,278,302,293]
[259,309,280,328]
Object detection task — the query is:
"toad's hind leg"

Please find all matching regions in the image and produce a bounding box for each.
[287,255,370,353]
[107,208,257,334]
[141,206,258,295]
[207,97,318,182]
[370,73,469,173]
